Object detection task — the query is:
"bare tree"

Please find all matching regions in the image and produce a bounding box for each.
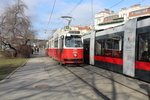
[0,0,35,57]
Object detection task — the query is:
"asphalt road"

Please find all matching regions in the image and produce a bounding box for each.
[0,52,150,100]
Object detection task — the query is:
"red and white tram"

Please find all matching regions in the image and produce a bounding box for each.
[46,30,83,64]
[83,16,150,82]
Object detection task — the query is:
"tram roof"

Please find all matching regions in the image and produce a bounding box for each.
[83,16,150,39]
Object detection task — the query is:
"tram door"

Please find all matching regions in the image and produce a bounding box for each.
[123,18,137,77]
[54,39,58,60]
[83,38,90,64]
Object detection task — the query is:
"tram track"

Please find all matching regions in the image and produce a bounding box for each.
[64,64,150,98]
[44,57,110,100]
[63,65,111,100]
[82,66,150,97]
[44,56,150,99]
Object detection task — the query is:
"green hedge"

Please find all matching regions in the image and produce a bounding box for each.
[98,18,124,26]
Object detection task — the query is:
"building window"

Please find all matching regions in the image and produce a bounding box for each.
[131,9,147,15]
[105,15,118,20]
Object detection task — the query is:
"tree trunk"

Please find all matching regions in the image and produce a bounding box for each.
[24,39,30,45]
[12,48,17,57]
[2,41,18,57]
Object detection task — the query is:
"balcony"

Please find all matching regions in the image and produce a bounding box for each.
[98,18,124,26]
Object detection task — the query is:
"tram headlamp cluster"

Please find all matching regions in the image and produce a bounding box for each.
[66,34,71,37]
[74,54,78,57]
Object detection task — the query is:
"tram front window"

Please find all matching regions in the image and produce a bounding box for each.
[65,36,82,47]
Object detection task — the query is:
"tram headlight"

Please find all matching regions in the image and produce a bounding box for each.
[74,54,78,57]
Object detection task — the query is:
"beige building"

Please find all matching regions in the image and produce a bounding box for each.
[69,25,92,35]
[51,25,92,36]
[95,4,150,30]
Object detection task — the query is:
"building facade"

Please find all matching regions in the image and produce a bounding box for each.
[95,4,150,30]
[68,25,92,35]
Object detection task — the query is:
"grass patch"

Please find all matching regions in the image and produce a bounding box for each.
[0,58,28,80]
[0,50,4,55]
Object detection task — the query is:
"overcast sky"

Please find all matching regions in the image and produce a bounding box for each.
[0,0,150,39]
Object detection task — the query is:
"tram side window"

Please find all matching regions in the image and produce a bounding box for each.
[138,33,150,62]
[114,40,119,50]
[54,40,58,48]
[59,38,64,49]
[95,40,104,56]
[49,41,51,48]
[105,39,113,49]
[105,39,114,57]
[46,42,48,49]
[95,37,122,58]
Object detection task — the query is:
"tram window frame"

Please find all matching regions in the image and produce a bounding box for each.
[84,39,90,55]
[59,37,64,49]
[105,38,120,50]
[49,42,51,48]
[65,35,82,48]
[54,40,58,48]
[95,40,104,56]
[137,33,150,62]
[52,40,54,48]
[95,34,123,58]
[105,39,112,50]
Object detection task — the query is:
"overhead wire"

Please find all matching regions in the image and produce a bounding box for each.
[109,0,124,9]
[67,0,94,26]
[68,0,84,15]
[138,0,147,4]
[59,0,84,27]
[45,0,57,34]
[46,0,84,33]
[78,0,94,28]
[91,0,94,26]
[46,0,125,32]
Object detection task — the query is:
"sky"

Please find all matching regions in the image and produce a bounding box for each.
[0,0,150,39]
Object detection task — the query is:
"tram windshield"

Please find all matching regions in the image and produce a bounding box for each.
[65,35,82,47]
